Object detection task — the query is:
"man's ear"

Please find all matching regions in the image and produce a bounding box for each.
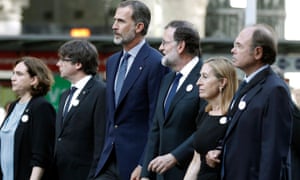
[177,41,186,54]
[254,46,263,60]
[135,22,144,34]
[75,62,82,70]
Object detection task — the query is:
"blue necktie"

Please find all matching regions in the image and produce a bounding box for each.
[63,86,77,118]
[229,80,247,113]
[232,80,247,103]
[165,73,182,116]
[115,53,131,105]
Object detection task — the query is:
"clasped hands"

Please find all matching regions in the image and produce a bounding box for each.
[205,149,221,168]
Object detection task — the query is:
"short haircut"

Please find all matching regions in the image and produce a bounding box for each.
[58,39,99,75]
[118,0,151,36]
[165,20,201,57]
[250,24,277,65]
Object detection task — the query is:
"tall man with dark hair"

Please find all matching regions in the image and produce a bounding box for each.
[92,1,168,180]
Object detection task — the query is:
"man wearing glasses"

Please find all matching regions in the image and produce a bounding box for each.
[54,39,106,180]
[141,20,205,180]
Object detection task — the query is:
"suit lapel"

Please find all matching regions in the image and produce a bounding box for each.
[108,52,122,110]
[223,67,271,141]
[14,99,32,176]
[164,61,201,121]
[224,83,263,140]
[57,91,68,133]
[159,72,176,124]
[59,78,94,133]
[117,44,149,106]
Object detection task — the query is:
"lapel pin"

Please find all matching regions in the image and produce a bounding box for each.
[72,99,80,107]
[186,84,193,92]
[238,100,246,110]
[21,114,29,123]
[139,66,143,70]
[219,117,227,124]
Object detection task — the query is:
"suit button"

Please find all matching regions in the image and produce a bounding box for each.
[114,125,118,128]
[57,138,62,141]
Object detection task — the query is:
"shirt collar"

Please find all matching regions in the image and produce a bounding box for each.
[123,39,145,58]
[179,56,199,77]
[244,65,269,83]
[72,75,92,91]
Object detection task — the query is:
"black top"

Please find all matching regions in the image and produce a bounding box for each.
[193,112,228,180]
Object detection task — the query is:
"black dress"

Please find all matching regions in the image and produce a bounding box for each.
[193,112,228,180]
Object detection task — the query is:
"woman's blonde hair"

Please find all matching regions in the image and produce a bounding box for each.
[203,56,238,114]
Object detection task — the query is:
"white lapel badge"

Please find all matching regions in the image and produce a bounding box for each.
[21,114,29,123]
[72,99,80,107]
[219,116,227,124]
[186,84,193,92]
[238,100,246,110]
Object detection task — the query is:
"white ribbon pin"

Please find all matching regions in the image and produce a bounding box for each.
[238,100,246,110]
[72,99,80,107]
[186,84,193,92]
[219,117,227,124]
[21,114,29,123]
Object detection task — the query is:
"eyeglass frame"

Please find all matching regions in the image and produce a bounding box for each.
[161,39,177,46]
[58,56,73,62]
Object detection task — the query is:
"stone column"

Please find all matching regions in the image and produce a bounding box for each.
[0,0,29,35]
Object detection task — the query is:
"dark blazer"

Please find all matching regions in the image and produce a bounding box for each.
[0,96,55,180]
[221,67,292,180]
[141,60,205,180]
[291,103,300,180]
[93,42,168,180]
[54,76,106,180]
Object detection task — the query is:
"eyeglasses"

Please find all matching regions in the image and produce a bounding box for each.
[59,57,73,62]
[161,39,176,46]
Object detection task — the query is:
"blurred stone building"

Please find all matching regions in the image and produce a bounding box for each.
[205,0,285,39]
[0,0,286,39]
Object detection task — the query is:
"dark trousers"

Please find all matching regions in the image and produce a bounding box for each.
[94,150,121,180]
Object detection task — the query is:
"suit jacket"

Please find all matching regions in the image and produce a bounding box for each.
[0,96,55,180]
[93,42,168,180]
[54,76,106,180]
[291,103,300,180]
[221,67,293,180]
[141,60,205,180]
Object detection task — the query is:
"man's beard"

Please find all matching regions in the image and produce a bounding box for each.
[161,56,170,67]
[161,51,179,69]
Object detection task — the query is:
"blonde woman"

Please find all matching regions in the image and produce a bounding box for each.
[184,57,238,180]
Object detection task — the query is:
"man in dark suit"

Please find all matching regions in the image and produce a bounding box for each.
[140,20,205,180]
[271,65,300,180]
[92,1,169,180]
[207,24,293,180]
[54,40,106,180]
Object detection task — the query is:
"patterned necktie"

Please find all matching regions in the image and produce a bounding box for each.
[63,86,77,117]
[164,73,182,116]
[234,80,247,100]
[229,80,247,111]
[115,53,131,105]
